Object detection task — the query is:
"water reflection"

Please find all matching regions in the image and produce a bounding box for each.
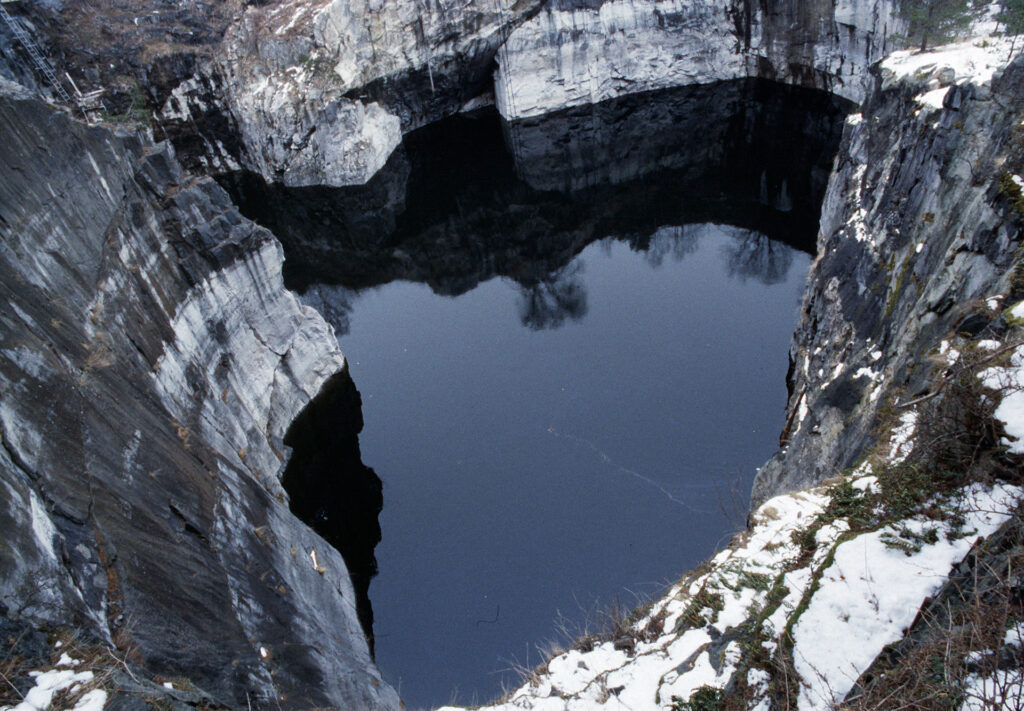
[723,232,796,285]
[220,79,851,312]
[218,80,851,708]
[517,261,588,331]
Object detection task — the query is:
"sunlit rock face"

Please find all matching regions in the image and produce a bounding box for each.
[155,0,545,187]
[494,0,901,119]
[0,85,399,711]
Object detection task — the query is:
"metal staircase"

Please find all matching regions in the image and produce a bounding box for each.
[0,3,72,103]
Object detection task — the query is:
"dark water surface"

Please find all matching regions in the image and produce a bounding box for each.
[223,80,849,709]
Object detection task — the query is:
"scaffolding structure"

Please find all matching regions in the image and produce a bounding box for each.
[0,3,72,103]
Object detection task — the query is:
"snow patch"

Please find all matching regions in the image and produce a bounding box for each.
[981,345,1024,453]
[882,37,1012,90]
[888,411,918,463]
[793,484,1021,710]
[9,668,97,711]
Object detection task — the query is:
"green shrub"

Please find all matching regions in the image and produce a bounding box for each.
[671,685,724,711]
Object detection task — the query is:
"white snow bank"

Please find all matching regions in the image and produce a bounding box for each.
[8,667,100,711]
[961,669,1024,710]
[882,37,1013,91]
[981,345,1024,453]
[959,619,1024,710]
[793,484,1022,711]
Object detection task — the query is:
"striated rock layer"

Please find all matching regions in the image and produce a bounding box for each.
[155,0,545,186]
[495,0,902,119]
[1,0,905,188]
[752,43,1024,504]
[0,84,400,710]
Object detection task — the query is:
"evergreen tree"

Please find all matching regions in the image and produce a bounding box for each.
[997,0,1024,57]
[897,0,985,51]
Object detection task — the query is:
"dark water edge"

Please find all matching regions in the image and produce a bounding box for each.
[221,79,850,709]
[220,79,850,300]
[280,369,382,656]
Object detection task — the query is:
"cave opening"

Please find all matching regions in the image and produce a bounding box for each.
[233,78,853,708]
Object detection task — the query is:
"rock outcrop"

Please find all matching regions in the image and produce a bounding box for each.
[0,0,904,188]
[155,0,545,186]
[494,0,901,119]
[0,84,400,710]
[753,41,1024,505]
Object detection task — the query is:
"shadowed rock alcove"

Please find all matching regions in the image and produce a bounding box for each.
[281,369,384,655]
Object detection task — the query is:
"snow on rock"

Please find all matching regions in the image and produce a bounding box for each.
[880,36,1017,109]
[69,690,107,711]
[9,668,97,711]
[981,345,1024,454]
[888,411,918,463]
[959,620,1024,711]
[792,484,1022,710]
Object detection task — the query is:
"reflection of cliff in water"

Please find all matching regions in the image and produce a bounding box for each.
[221,78,850,319]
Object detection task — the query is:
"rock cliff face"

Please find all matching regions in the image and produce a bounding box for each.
[2,0,900,188]
[158,0,896,182]
[494,0,901,119]
[155,0,545,186]
[753,43,1024,505]
[0,84,399,710]
[0,0,544,186]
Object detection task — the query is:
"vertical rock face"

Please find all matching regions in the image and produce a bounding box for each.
[156,0,545,186]
[494,0,901,119]
[752,48,1024,505]
[0,85,400,710]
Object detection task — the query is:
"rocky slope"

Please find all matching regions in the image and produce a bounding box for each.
[494,0,901,119]
[438,38,1024,711]
[0,82,399,710]
[753,39,1024,506]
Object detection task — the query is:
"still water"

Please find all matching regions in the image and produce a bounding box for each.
[223,79,848,709]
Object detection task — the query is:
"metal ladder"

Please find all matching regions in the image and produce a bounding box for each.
[0,4,72,103]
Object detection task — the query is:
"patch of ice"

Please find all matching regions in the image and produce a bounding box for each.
[56,653,79,667]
